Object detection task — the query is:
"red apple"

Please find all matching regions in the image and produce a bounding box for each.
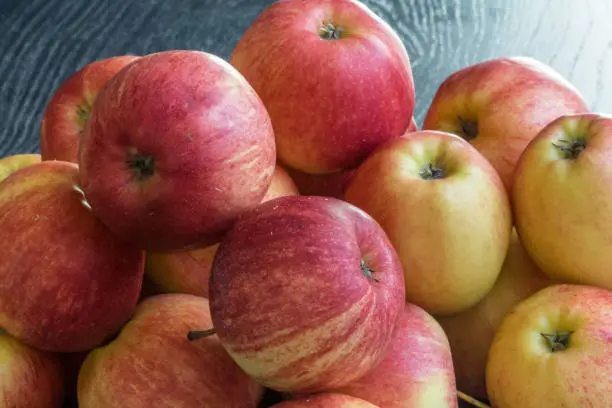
[231,0,415,174]
[422,56,589,192]
[78,50,277,252]
[512,113,612,291]
[344,130,512,315]
[0,153,41,184]
[272,393,378,407]
[436,229,553,401]
[40,55,140,163]
[332,303,458,408]
[77,294,263,407]
[204,195,405,393]
[0,332,65,407]
[0,161,145,352]
[486,284,612,408]
[144,165,299,297]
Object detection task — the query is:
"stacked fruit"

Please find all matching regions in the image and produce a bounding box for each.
[0,0,610,407]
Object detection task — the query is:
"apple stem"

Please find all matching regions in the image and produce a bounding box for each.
[457,116,478,141]
[419,163,444,180]
[126,153,156,180]
[319,23,344,40]
[552,139,586,159]
[540,331,573,352]
[187,328,217,341]
[457,391,491,408]
[360,259,380,282]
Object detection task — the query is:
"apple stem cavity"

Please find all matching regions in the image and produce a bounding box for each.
[361,259,380,282]
[420,163,444,180]
[76,104,91,132]
[319,23,344,40]
[552,139,586,159]
[187,328,217,341]
[458,116,478,141]
[540,331,573,352]
[126,152,156,181]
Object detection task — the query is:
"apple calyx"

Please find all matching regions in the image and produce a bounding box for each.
[552,139,586,160]
[319,23,344,40]
[126,152,156,181]
[360,259,380,282]
[457,116,478,142]
[420,163,444,180]
[187,328,217,341]
[540,331,573,352]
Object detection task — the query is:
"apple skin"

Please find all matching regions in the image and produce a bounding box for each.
[422,56,589,192]
[486,284,612,408]
[344,130,513,315]
[271,393,378,408]
[0,153,41,184]
[79,50,277,252]
[230,0,415,174]
[208,195,406,393]
[144,165,299,297]
[40,55,140,163]
[436,229,553,401]
[0,161,145,353]
[0,332,65,408]
[512,113,612,291]
[330,303,458,408]
[77,294,263,408]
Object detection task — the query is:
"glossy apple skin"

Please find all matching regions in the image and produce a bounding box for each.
[0,161,145,352]
[209,195,405,393]
[513,113,612,291]
[0,153,41,184]
[0,333,65,408]
[77,294,263,408]
[144,165,299,297]
[332,303,457,408]
[79,50,277,252]
[40,55,140,163]
[436,229,552,401]
[345,130,512,315]
[272,393,378,408]
[231,0,415,174]
[423,56,589,192]
[486,284,612,408]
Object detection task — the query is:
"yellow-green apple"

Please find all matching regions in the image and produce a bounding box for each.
[0,153,41,183]
[201,195,405,393]
[486,284,612,408]
[0,332,65,407]
[422,56,589,192]
[0,160,145,352]
[77,294,264,408]
[40,55,140,163]
[436,229,553,401]
[344,130,512,315]
[272,393,378,408]
[144,165,299,297]
[513,113,612,291]
[331,303,457,408]
[230,0,415,174]
[78,50,277,252]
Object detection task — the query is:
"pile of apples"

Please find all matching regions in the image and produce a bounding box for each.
[1,0,610,407]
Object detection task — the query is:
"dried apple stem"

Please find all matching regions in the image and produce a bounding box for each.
[457,391,490,408]
[187,328,217,341]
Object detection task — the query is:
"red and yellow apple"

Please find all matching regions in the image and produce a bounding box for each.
[422,56,589,192]
[513,113,612,291]
[0,153,41,184]
[231,0,415,174]
[436,229,553,401]
[144,165,299,297]
[78,50,277,252]
[205,195,406,393]
[486,284,612,408]
[0,161,145,352]
[77,294,263,407]
[272,393,378,408]
[40,55,140,163]
[345,130,512,315]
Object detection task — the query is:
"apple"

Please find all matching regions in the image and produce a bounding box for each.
[144,165,299,297]
[201,195,405,393]
[331,303,458,408]
[344,130,512,315]
[422,56,589,192]
[230,0,415,174]
[77,294,264,408]
[436,229,553,401]
[0,153,41,184]
[78,50,277,252]
[0,160,145,352]
[486,284,612,408]
[513,113,612,291]
[40,55,140,163]
[272,393,378,408]
[0,332,65,408]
